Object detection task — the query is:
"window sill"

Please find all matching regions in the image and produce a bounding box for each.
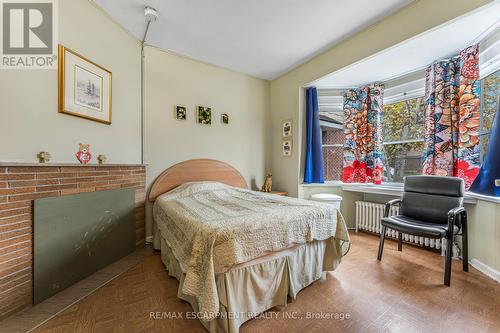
[301,181,343,188]
[341,183,406,197]
[466,192,500,205]
[342,183,481,204]
[300,182,500,205]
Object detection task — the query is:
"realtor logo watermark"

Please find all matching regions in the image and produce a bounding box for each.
[0,0,57,69]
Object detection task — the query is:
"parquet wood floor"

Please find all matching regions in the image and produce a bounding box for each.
[33,233,500,333]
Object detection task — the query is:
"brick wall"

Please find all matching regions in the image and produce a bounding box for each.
[0,164,145,320]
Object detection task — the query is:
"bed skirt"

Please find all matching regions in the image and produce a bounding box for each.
[158,235,344,333]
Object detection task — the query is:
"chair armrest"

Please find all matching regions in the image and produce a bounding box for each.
[384,198,402,217]
[447,206,466,234]
[448,206,465,218]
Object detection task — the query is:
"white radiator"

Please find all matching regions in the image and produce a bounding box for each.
[355,201,444,252]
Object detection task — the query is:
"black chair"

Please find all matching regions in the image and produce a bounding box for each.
[377,175,468,286]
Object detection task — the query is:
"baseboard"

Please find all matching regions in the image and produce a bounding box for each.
[470,259,500,283]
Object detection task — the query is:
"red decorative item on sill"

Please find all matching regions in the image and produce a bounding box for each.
[76,143,92,164]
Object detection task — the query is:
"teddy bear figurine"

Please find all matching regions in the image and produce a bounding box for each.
[75,143,92,164]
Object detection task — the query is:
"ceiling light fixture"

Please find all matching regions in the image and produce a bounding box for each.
[142,6,158,43]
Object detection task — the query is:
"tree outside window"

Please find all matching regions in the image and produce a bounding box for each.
[382,97,425,183]
[480,68,500,161]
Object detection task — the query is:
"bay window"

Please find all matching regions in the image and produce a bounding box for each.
[317,66,499,184]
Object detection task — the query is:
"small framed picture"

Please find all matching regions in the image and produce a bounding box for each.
[175,105,187,120]
[221,113,229,124]
[58,45,112,124]
[282,120,292,137]
[197,106,212,125]
[282,140,292,157]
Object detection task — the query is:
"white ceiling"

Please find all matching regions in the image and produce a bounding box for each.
[313,1,500,88]
[93,0,413,80]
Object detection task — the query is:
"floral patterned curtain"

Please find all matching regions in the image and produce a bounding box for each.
[422,44,481,189]
[342,83,384,184]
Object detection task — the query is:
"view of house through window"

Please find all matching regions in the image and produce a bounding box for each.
[318,92,344,181]
[322,126,343,181]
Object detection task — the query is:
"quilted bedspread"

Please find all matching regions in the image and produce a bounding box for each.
[153,182,350,319]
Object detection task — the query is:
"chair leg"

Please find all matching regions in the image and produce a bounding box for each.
[377,225,386,261]
[444,235,453,286]
[398,232,403,251]
[462,214,469,272]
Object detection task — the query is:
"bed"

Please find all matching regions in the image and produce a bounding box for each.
[149,159,350,333]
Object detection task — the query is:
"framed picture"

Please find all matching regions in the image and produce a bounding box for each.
[282,120,292,137]
[221,113,229,124]
[197,106,212,125]
[58,45,112,124]
[282,140,292,157]
[175,105,187,120]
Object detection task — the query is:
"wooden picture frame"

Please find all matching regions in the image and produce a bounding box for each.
[58,45,112,124]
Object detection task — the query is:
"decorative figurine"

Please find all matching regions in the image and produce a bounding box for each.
[75,143,92,164]
[97,154,107,164]
[261,173,273,192]
[37,151,51,163]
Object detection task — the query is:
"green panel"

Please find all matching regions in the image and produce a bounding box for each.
[34,188,135,304]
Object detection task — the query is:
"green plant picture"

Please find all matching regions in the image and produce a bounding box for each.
[221,113,229,124]
[175,105,187,120]
[197,106,212,125]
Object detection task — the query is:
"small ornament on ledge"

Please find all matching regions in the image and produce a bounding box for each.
[97,154,107,164]
[75,143,92,164]
[37,151,51,163]
[260,173,272,192]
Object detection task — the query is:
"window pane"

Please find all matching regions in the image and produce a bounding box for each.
[383,142,423,183]
[322,127,343,145]
[323,146,342,181]
[383,97,425,142]
[322,127,343,181]
[481,68,500,160]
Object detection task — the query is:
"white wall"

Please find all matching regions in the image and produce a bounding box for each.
[0,0,142,164]
[144,46,271,239]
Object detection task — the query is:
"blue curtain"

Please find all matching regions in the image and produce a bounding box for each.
[304,87,324,183]
[470,98,500,196]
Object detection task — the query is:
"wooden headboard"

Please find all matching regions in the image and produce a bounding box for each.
[148,159,248,202]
